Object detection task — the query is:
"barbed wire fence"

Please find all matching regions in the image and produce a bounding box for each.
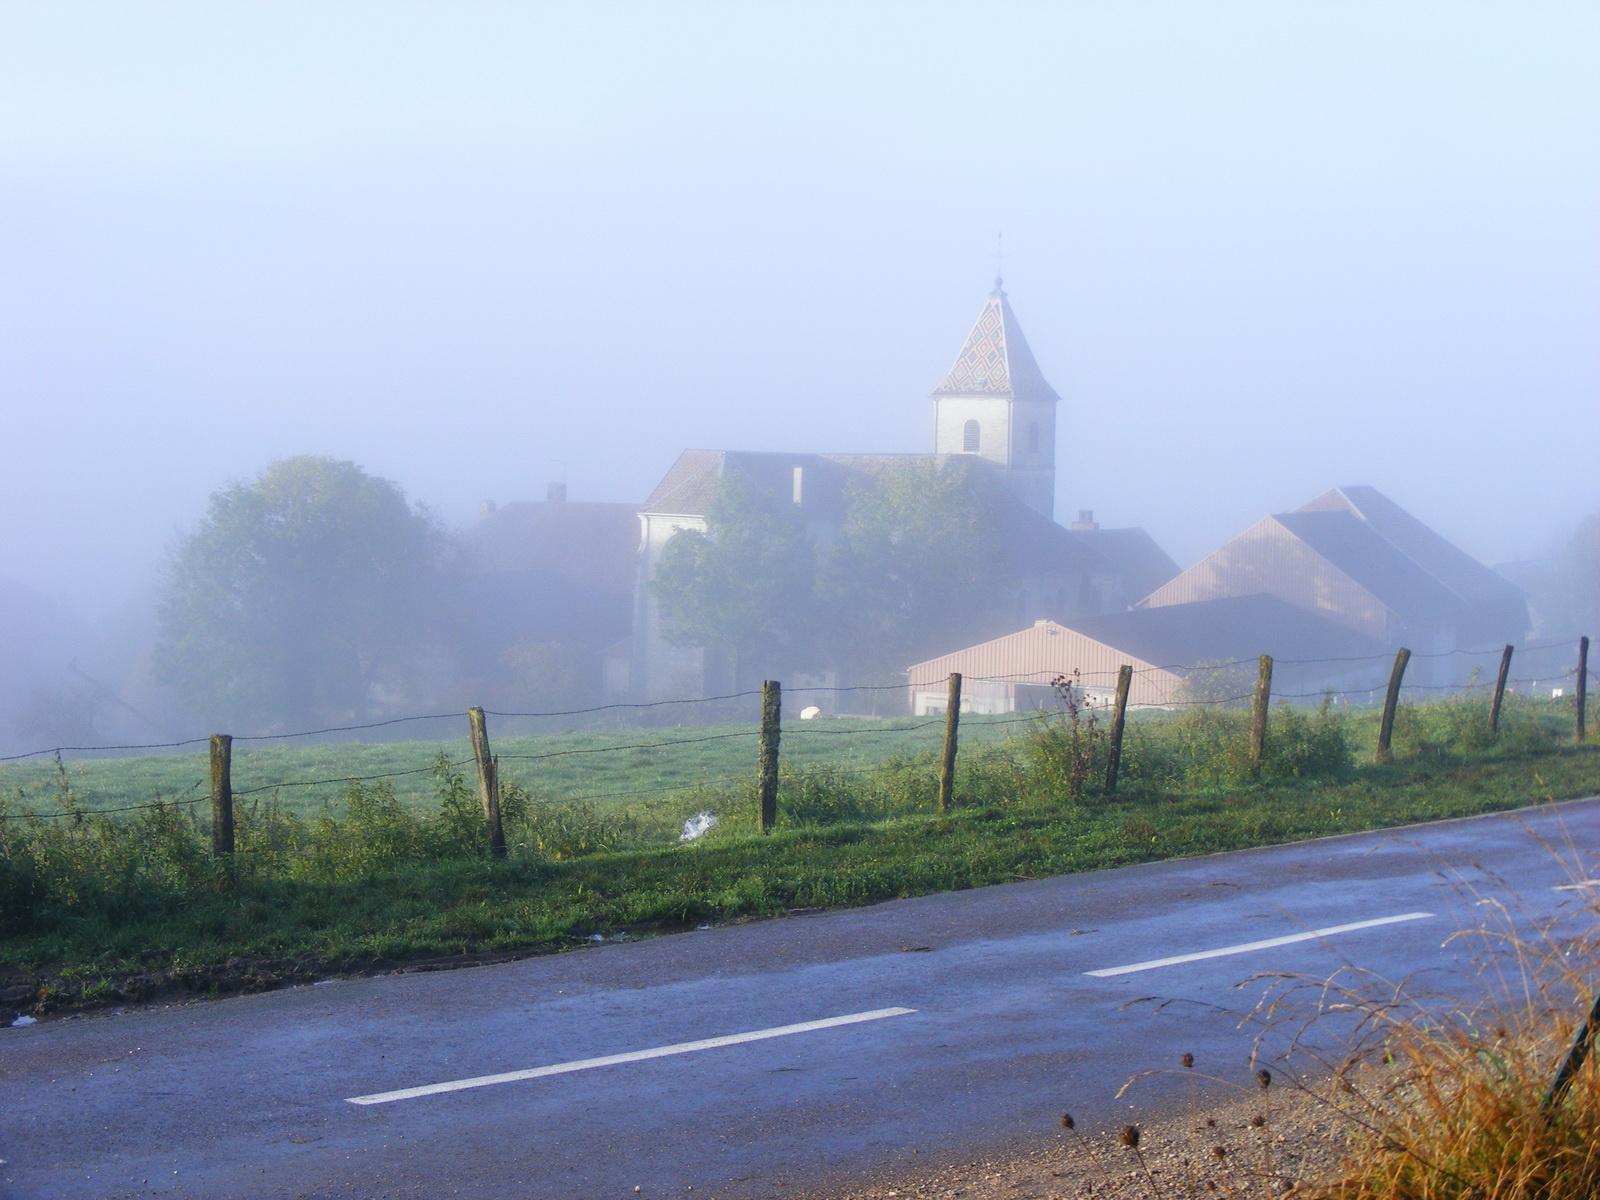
[0,636,1590,849]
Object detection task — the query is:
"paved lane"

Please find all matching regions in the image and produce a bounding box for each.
[4,797,1597,1199]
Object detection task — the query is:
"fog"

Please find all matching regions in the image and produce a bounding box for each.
[2,2,1596,746]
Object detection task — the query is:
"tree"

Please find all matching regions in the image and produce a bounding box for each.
[822,458,1009,683]
[650,473,817,685]
[154,456,453,732]
[1534,511,1600,639]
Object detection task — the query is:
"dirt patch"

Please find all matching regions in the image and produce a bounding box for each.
[798,1084,1352,1199]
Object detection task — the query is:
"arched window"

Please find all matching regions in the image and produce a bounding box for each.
[1028,422,1039,453]
[962,419,980,453]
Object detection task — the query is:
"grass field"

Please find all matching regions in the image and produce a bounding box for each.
[2,693,1595,1014]
[0,713,1027,818]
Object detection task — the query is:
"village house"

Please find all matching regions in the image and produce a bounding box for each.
[621,281,1178,705]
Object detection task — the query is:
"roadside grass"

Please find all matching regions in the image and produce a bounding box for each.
[1,697,1595,1011]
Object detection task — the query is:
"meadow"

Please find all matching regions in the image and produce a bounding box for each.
[1,691,1594,1014]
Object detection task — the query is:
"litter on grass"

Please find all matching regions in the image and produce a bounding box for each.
[11,1015,38,1027]
[680,811,719,841]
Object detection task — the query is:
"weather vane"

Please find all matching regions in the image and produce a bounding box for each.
[994,231,1005,289]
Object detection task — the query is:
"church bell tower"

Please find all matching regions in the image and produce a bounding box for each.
[931,280,1059,518]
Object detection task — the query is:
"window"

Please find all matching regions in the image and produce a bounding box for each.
[963,419,980,453]
[1028,422,1039,453]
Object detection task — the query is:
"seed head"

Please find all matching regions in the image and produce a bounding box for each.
[1119,1125,1140,1148]
[1060,1113,1075,1130]
[1212,1145,1228,1160]
[1256,1068,1272,1089]
[1251,1114,1267,1128]
[1181,1052,1194,1069]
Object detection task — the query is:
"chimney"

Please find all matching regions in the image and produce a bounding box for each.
[1071,509,1099,531]
[792,465,804,507]
[479,500,497,520]
[547,482,567,503]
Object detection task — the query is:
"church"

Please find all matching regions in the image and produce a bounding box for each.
[621,281,1177,705]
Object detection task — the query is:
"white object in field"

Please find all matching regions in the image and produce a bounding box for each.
[800,706,821,720]
[1553,688,1565,698]
[680,811,719,841]
[10,1015,37,1027]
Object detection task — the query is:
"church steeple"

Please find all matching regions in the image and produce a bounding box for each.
[931,282,1059,518]
[932,279,1061,403]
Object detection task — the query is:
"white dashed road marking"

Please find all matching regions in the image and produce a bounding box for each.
[1084,912,1436,977]
[346,1006,917,1105]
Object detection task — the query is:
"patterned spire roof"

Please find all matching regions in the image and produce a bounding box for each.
[932,280,1060,401]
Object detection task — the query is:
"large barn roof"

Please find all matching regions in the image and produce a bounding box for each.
[1296,486,1523,607]
[1142,486,1528,642]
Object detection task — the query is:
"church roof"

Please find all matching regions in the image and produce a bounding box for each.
[932,280,1060,402]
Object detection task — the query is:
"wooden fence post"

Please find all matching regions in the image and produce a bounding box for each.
[1374,647,1412,765]
[1248,655,1274,778]
[209,734,234,856]
[937,673,962,814]
[467,706,507,859]
[1489,644,1514,737]
[757,681,781,833]
[1104,665,1133,793]
[1578,636,1590,743]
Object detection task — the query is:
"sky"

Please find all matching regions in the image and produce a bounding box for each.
[2,0,1596,621]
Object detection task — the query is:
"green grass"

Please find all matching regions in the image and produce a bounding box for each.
[2,694,1595,1013]
[0,713,1026,818]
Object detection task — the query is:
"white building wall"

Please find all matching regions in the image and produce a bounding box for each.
[632,511,712,702]
[932,394,1056,518]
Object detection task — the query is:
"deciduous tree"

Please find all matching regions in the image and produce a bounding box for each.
[154,456,453,731]
[650,473,817,685]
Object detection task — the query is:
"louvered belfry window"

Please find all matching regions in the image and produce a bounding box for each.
[963,419,980,453]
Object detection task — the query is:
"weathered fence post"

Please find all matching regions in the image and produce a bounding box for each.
[1578,636,1590,742]
[209,734,234,857]
[1489,644,1514,737]
[757,681,781,833]
[1104,665,1133,793]
[937,673,962,814]
[467,706,507,859]
[1374,647,1412,765]
[1248,655,1274,778]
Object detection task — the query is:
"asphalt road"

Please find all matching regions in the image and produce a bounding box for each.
[5,797,1599,1200]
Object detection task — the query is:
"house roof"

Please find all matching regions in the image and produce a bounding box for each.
[931,281,1060,402]
[1067,527,1180,600]
[640,449,1117,577]
[1069,594,1388,670]
[641,449,726,515]
[460,499,640,593]
[907,618,1168,694]
[907,595,1389,703]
